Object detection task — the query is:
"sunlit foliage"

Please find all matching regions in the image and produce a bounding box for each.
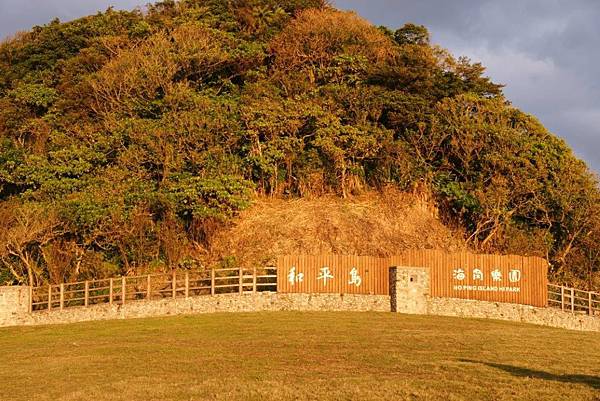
[0,0,597,289]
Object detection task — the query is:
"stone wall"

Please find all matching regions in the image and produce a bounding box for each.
[389,266,600,332]
[427,297,600,332]
[389,267,429,314]
[2,292,390,327]
[1,282,598,332]
[0,286,30,326]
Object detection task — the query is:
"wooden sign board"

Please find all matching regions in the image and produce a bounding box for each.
[276,255,390,295]
[277,250,549,307]
[390,250,548,307]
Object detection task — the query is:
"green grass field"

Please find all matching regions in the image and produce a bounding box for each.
[0,312,598,401]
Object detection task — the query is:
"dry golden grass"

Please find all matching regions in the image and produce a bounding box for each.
[1,312,599,401]
[208,188,466,267]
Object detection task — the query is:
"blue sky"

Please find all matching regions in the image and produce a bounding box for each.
[1,0,599,172]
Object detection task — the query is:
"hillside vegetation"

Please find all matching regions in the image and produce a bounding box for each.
[1,312,599,401]
[0,0,598,289]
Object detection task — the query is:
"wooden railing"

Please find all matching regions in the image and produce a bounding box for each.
[29,268,599,317]
[30,268,277,313]
[548,284,599,316]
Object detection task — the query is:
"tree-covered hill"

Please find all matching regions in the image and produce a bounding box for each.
[0,0,598,290]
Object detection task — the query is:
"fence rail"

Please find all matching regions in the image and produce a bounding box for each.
[547,284,599,316]
[27,264,600,317]
[30,268,277,313]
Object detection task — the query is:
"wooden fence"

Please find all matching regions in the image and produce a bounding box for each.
[29,252,598,315]
[30,268,277,312]
[547,284,599,316]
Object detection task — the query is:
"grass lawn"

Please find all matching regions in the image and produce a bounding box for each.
[0,312,599,401]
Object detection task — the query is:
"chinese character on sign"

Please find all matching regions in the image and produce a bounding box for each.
[508,269,521,283]
[317,266,334,285]
[348,267,362,287]
[287,267,304,286]
[453,268,466,281]
[472,268,484,281]
[491,269,502,282]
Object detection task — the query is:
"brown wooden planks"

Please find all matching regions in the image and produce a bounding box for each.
[276,254,390,295]
[278,250,548,306]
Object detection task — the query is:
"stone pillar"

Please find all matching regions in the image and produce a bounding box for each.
[389,267,430,314]
[0,286,31,326]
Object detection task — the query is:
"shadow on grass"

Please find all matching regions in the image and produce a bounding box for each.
[461,359,600,390]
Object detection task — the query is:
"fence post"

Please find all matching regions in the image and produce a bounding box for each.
[122,277,126,305]
[28,286,33,313]
[239,267,243,295]
[172,271,177,299]
[253,267,257,293]
[60,284,64,310]
[185,272,189,299]
[589,292,593,316]
[211,269,215,296]
[147,275,151,300]
[84,281,89,307]
[48,285,52,311]
[560,286,565,311]
[571,288,575,313]
[109,278,113,305]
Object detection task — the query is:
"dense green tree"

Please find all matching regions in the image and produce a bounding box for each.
[0,0,598,290]
[393,23,430,46]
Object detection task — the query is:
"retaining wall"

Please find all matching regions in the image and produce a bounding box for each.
[1,281,598,332]
[386,267,600,332]
[427,297,600,332]
[0,286,29,326]
[1,291,389,327]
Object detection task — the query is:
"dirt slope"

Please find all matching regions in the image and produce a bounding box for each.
[208,189,466,266]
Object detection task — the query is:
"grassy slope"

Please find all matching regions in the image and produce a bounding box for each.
[1,312,599,401]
